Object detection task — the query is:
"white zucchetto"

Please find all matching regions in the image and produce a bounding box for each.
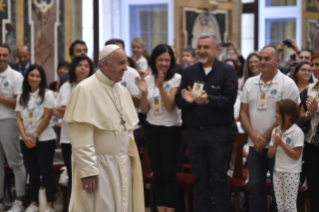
[99,45,120,61]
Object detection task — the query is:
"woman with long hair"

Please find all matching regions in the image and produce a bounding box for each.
[291,61,313,93]
[135,44,182,212]
[240,53,260,89]
[53,55,94,199]
[16,65,56,212]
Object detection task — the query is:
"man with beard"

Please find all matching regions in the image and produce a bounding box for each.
[175,33,238,211]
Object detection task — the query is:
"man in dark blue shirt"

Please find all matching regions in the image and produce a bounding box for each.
[175,33,238,212]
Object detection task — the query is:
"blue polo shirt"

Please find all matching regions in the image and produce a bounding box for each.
[175,59,238,129]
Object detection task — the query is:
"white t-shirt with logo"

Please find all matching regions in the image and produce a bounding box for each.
[0,66,23,120]
[145,73,182,127]
[54,82,76,144]
[241,71,299,148]
[136,56,148,73]
[270,124,304,173]
[15,89,56,141]
[119,66,142,100]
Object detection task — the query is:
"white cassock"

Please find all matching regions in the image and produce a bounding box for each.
[63,70,144,212]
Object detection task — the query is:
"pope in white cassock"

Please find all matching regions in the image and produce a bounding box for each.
[63,45,144,212]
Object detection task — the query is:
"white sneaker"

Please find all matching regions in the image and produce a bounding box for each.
[0,203,4,212]
[24,204,39,212]
[6,200,24,212]
[43,206,55,212]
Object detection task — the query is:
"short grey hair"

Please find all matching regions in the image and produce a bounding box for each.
[98,53,113,68]
[198,33,220,47]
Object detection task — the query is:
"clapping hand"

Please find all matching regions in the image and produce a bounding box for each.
[135,77,148,95]
[306,96,318,116]
[181,86,194,104]
[271,132,282,148]
[195,90,208,105]
[155,71,165,88]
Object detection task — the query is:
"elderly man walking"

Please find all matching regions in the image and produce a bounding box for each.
[63,45,144,212]
[175,33,238,212]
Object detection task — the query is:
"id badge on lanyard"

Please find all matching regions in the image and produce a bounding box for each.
[152,96,163,115]
[257,92,268,110]
[192,81,204,97]
[26,112,36,121]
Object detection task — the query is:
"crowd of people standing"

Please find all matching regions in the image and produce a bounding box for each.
[0,32,318,212]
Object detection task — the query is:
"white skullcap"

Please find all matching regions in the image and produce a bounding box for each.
[99,44,120,61]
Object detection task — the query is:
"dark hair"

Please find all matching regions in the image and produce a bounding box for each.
[182,47,196,57]
[19,65,47,107]
[276,99,299,127]
[57,61,70,75]
[0,43,11,54]
[224,59,239,78]
[127,57,137,69]
[292,61,313,84]
[300,49,313,56]
[69,40,87,57]
[105,39,125,49]
[150,44,175,81]
[69,55,94,84]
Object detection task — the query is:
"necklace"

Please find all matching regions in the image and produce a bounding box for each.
[96,73,127,132]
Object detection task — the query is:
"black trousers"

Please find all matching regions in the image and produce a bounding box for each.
[304,142,319,212]
[144,122,181,208]
[61,143,72,196]
[20,139,56,202]
[187,126,233,212]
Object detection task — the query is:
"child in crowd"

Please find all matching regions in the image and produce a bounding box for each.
[268,99,304,212]
[181,47,195,68]
[131,37,148,76]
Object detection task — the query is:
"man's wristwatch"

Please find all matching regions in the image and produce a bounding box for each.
[33,132,39,139]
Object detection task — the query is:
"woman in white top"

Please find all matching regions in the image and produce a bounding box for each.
[53,55,94,198]
[268,99,304,212]
[298,52,319,211]
[135,44,182,212]
[16,65,56,212]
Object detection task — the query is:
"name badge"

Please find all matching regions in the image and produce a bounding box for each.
[26,112,36,121]
[152,97,162,115]
[192,82,204,97]
[257,92,268,110]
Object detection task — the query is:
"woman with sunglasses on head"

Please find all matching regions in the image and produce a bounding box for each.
[53,55,94,200]
[291,61,313,93]
[16,65,56,212]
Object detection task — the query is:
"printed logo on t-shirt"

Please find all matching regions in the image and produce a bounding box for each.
[3,82,8,87]
[36,101,42,106]
[165,84,170,90]
[270,89,277,96]
[121,81,127,87]
[286,137,292,145]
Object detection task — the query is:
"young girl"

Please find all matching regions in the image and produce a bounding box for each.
[268,99,304,212]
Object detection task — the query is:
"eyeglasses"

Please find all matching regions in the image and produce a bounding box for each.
[300,69,312,73]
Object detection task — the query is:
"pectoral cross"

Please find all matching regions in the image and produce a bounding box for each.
[121,116,127,132]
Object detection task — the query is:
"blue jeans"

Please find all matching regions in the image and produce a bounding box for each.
[248,147,278,212]
[187,126,233,212]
